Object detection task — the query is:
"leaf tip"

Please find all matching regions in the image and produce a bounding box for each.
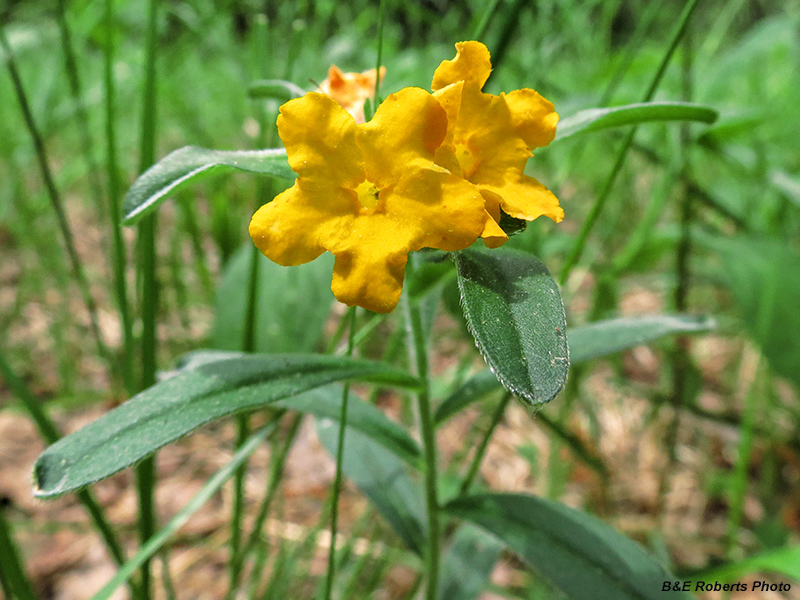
[32,452,68,498]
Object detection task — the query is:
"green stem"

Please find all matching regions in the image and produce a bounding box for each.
[228,15,275,586]
[660,23,695,519]
[322,306,357,600]
[404,292,440,600]
[1,25,113,371]
[559,0,701,286]
[56,0,108,224]
[0,507,38,600]
[726,350,763,552]
[487,0,529,79]
[227,247,260,588]
[241,413,302,559]
[459,393,511,496]
[470,0,502,40]
[103,0,136,395]
[372,0,386,108]
[136,0,161,597]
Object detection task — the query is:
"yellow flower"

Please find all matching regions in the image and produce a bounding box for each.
[318,65,386,124]
[431,41,563,248]
[249,87,487,313]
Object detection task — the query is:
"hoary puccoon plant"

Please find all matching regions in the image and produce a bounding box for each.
[32,42,717,600]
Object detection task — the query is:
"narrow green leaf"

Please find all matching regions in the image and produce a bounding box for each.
[88,424,275,600]
[446,493,692,600]
[453,248,569,406]
[438,524,503,600]
[247,79,306,102]
[33,354,418,497]
[568,314,715,364]
[274,386,422,467]
[316,418,427,555]
[699,545,800,581]
[121,146,294,225]
[434,314,714,425]
[555,102,719,142]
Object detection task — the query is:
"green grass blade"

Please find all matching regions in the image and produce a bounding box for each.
[0,508,39,600]
[559,0,702,285]
[316,418,427,555]
[88,424,276,600]
[1,24,113,371]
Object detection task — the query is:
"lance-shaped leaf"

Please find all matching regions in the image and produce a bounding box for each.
[555,101,718,142]
[435,313,714,425]
[453,248,569,406]
[569,314,715,363]
[446,493,692,600]
[122,146,294,225]
[33,354,418,497]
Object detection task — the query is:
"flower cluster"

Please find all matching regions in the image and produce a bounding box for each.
[249,41,562,313]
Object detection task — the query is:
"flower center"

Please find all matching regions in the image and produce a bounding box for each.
[455,142,479,179]
[355,180,381,211]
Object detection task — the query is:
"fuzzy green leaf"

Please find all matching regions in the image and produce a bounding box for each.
[33,354,418,497]
[446,493,692,600]
[122,146,294,225]
[453,249,569,406]
[435,314,714,425]
[555,101,718,142]
[569,314,715,363]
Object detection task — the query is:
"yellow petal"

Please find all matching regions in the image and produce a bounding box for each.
[480,213,508,249]
[277,92,364,188]
[432,81,465,174]
[248,181,357,266]
[385,167,486,252]
[480,174,564,223]
[503,88,559,150]
[431,41,492,92]
[358,87,448,188]
[331,249,407,313]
